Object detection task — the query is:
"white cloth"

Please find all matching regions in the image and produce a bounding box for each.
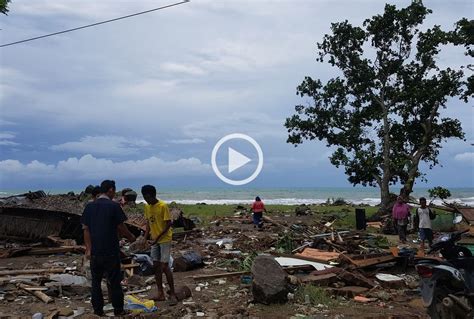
[417,207,432,229]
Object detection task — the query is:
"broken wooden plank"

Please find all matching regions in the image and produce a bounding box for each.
[18,283,53,303]
[189,271,250,280]
[296,248,340,262]
[341,253,396,268]
[23,286,49,291]
[366,222,383,229]
[0,268,64,276]
[27,246,84,255]
[337,269,376,288]
[300,273,338,285]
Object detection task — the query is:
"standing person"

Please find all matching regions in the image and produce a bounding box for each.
[392,196,411,244]
[141,185,177,304]
[251,196,266,231]
[415,197,435,251]
[81,180,136,316]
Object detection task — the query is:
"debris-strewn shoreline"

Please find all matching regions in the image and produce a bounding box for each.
[0,190,470,318]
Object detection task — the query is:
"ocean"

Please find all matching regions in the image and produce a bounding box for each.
[1,187,473,206]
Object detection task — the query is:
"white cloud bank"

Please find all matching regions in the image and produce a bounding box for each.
[0,154,211,181]
[50,136,152,156]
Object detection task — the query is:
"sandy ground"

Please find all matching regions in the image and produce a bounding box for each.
[0,213,431,318]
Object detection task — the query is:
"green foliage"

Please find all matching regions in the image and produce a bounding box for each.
[240,251,258,271]
[295,285,336,306]
[276,233,294,254]
[332,197,348,206]
[285,2,471,206]
[428,186,452,201]
[0,0,10,15]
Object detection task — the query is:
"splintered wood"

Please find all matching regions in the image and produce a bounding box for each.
[296,248,340,263]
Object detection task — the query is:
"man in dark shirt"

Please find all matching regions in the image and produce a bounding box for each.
[81,180,136,316]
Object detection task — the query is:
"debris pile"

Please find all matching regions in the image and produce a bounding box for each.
[1,190,461,317]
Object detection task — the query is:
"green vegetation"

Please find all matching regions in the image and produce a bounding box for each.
[126,202,454,231]
[0,0,10,15]
[295,285,336,306]
[285,1,472,210]
[428,186,452,202]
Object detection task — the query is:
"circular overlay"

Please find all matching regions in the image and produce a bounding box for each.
[211,133,264,186]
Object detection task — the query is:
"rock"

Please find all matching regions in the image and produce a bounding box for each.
[175,285,192,301]
[251,255,289,304]
[58,307,74,316]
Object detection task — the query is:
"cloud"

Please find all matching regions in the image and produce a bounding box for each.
[181,112,285,139]
[454,152,474,163]
[116,79,178,98]
[169,138,205,144]
[0,154,211,181]
[50,136,152,156]
[160,62,206,76]
[0,131,18,146]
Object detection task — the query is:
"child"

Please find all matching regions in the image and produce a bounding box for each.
[251,196,266,231]
[141,185,177,304]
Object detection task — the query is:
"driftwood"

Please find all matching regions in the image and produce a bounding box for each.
[18,283,53,303]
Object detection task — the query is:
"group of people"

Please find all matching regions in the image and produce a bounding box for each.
[392,196,436,250]
[81,180,177,316]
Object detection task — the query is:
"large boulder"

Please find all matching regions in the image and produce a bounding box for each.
[251,255,289,304]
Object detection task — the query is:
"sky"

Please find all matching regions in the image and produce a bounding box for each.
[0,0,473,191]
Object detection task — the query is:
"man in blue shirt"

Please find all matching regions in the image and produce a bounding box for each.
[81,180,136,316]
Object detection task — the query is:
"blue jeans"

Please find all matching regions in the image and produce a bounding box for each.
[253,212,263,228]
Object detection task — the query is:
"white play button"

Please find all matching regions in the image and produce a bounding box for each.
[228,147,251,173]
[211,133,264,186]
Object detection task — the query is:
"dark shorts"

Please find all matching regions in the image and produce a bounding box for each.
[419,228,433,242]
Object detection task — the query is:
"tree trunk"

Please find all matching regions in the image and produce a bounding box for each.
[378,93,392,212]
[380,181,391,213]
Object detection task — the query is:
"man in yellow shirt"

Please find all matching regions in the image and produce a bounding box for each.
[141,185,177,303]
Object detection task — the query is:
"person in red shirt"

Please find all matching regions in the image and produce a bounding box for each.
[251,196,266,231]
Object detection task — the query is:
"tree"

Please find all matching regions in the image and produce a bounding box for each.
[0,0,10,15]
[285,1,472,211]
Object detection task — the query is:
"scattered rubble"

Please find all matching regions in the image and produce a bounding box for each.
[1,190,467,318]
